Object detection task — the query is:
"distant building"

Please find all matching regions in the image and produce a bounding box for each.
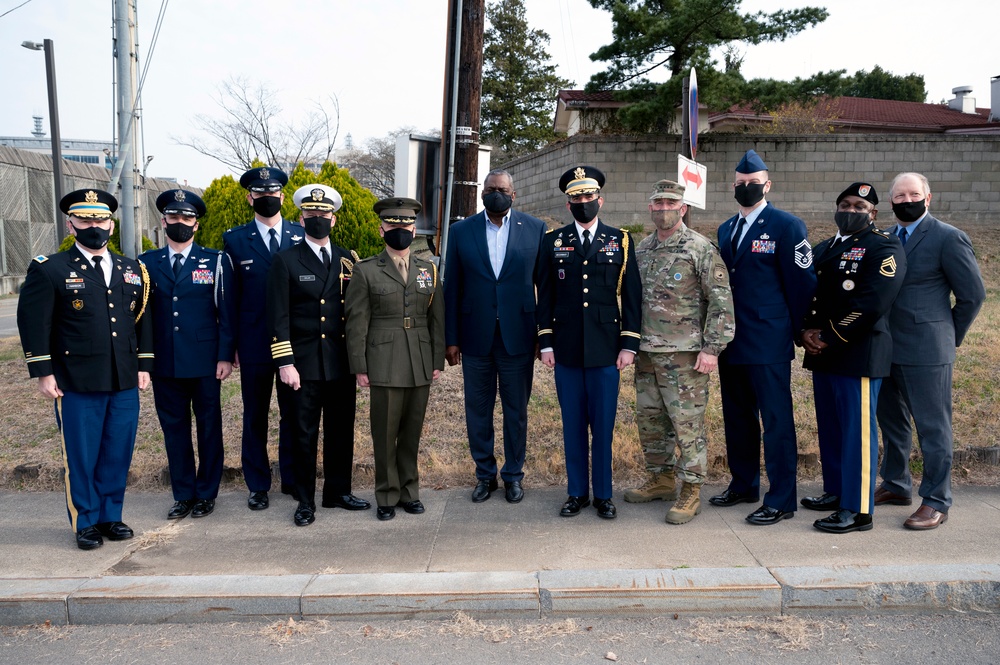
[0,115,115,168]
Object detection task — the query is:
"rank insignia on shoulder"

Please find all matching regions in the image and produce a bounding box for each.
[879,256,897,277]
[794,239,813,268]
[33,255,48,263]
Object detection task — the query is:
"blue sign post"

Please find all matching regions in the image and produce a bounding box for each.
[689,68,699,160]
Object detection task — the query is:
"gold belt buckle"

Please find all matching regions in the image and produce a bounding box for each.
[403,317,413,328]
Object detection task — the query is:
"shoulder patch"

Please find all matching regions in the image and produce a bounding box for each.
[545,228,555,234]
[33,255,48,263]
[871,228,890,238]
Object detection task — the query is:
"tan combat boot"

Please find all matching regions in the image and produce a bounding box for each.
[664,482,701,524]
[624,472,678,503]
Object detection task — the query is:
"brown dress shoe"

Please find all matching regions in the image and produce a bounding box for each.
[904,504,948,530]
[874,486,912,506]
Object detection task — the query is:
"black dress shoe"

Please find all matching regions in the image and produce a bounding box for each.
[191,499,215,518]
[168,499,195,520]
[95,521,134,541]
[560,495,591,517]
[399,500,425,514]
[248,491,269,511]
[376,505,396,521]
[471,478,499,503]
[76,526,103,550]
[708,489,759,507]
[504,481,524,504]
[800,493,840,511]
[745,505,794,525]
[594,498,617,519]
[324,494,371,510]
[294,503,316,527]
[814,509,873,534]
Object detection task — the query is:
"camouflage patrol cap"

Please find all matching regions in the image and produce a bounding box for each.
[649,179,686,201]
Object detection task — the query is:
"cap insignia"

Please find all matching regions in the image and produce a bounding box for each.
[259,168,270,180]
[311,188,325,201]
[85,190,98,203]
[175,190,186,201]
[859,185,871,197]
[573,167,587,181]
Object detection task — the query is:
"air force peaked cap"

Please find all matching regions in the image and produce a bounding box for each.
[735,149,768,174]
[239,166,288,192]
[156,189,206,218]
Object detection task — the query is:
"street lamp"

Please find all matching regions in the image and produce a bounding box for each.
[22,38,65,245]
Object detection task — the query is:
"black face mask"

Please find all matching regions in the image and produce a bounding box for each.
[834,211,871,236]
[72,223,112,250]
[734,183,766,208]
[482,191,513,214]
[891,200,926,223]
[303,216,332,240]
[569,199,600,224]
[164,220,196,243]
[383,227,414,251]
[252,196,282,218]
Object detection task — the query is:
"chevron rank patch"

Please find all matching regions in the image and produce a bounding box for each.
[879,256,897,277]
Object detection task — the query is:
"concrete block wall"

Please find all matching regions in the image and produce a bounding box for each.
[502,134,1000,229]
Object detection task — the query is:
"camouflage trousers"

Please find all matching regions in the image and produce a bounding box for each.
[634,350,709,484]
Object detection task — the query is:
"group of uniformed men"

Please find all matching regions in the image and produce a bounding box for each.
[18,151,984,550]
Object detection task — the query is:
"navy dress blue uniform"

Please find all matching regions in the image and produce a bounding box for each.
[715,150,816,516]
[223,167,303,504]
[537,166,642,515]
[17,189,153,549]
[803,183,906,532]
[141,189,235,517]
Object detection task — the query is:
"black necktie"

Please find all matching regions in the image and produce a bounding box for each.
[269,228,279,255]
[92,255,106,285]
[582,229,591,255]
[731,217,746,255]
[172,253,183,277]
[320,246,331,269]
[898,227,909,246]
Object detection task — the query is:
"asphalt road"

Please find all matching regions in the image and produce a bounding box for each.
[0,296,17,338]
[1,613,997,664]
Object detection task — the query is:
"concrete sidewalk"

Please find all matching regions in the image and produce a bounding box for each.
[1,483,998,625]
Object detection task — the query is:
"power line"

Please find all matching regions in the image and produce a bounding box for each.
[0,0,34,20]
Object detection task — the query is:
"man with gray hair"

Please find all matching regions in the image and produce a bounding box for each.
[444,169,547,504]
[875,172,985,530]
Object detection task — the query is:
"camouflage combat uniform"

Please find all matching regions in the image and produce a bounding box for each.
[635,223,735,484]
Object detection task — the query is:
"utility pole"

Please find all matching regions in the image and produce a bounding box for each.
[114,0,138,258]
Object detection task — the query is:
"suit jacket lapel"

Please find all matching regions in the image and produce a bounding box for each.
[473,212,493,278]
[248,222,272,262]
[734,204,770,264]
[496,211,521,280]
[904,216,933,255]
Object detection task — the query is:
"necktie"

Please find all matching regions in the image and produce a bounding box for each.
[320,246,331,269]
[898,227,909,246]
[731,217,746,255]
[269,228,279,255]
[92,255,106,285]
[396,257,408,283]
[582,229,592,255]
[172,253,183,277]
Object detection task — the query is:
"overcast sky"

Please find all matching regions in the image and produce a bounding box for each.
[1,0,994,188]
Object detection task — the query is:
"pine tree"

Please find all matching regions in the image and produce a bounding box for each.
[481,0,572,160]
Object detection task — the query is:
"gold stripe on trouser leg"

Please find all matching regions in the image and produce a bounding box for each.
[55,396,79,532]
[860,377,871,514]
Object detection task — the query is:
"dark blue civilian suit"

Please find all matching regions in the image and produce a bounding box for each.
[223,219,304,493]
[444,209,546,483]
[717,202,816,513]
[141,243,235,502]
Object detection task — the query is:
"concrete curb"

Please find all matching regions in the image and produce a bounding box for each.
[4,564,999,625]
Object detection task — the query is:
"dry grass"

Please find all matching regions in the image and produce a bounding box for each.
[686,615,834,652]
[2,221,998,492]
[261,617,335,645]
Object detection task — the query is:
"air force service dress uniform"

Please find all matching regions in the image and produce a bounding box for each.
[267,184,368,523]
[223,167,302,505]
[804,183,905,532]
[537,167,642,513]
[141,190,234,518]
[17,189,153,548]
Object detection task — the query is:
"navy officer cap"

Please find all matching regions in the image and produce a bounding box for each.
[735,149,768,173]
[156,189,206,218]
[837,182,879,206]
[239,166,288,192]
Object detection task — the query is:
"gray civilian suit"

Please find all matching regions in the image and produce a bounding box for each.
[876,213,985,512]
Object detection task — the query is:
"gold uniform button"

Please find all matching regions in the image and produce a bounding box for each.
[109,303,114,308]
[583,302,589,308]
[107,289,112,295]
[65,351,70,355]
[112,332,118,337]
[583,260,588,266]
[321,334,326,339]
[320,316,326,322]
[583,274,589,280]
[811,310,816,315]
[111,317,117,322]
[320,299,325,304]
[583,288,589,294]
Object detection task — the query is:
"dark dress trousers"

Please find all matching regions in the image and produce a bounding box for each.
[17,245,154,531]
[223,219,303,493]
[877,215,985,512]
[444,209,546,483]
[267,241,357,508]
[804,226,905,514]
[536,221,642,500]
[140,243,235,503]
[717,203,817,512]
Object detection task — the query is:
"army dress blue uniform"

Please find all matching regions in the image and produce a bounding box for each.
[223,167,303,501]
[17,189,153,547]
[141,239,234,509]
[537,214,642,506]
